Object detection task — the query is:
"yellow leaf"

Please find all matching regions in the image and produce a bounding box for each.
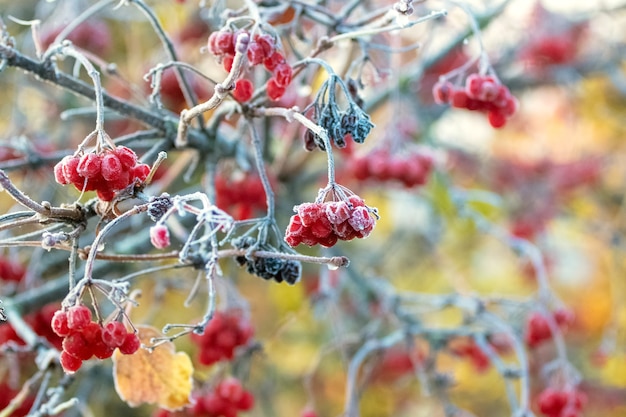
[112,325,193,411]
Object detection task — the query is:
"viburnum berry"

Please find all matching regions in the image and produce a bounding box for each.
[60,350,83,373]
[537,387,586,417]
[63,331,93,361]
[191,311,254,366]
[246,42,266,65]
[254,33,275,57]
[114,146,138,169]
[432,80,454,105]
[232,78,254,102]
[54,146,151,201]
[67,305,92,331]
[273,62,293,87]
[150,225,171,249]
[51,310,70,337]
[285,195,377,248]
[433,73,518,128]
[525,309,573,348]
[264,51,284,71]
[267,78,286,101]
[100,153,123,181]
[102,321,128,348]
[77,153,102,179]
[119,332,141,355]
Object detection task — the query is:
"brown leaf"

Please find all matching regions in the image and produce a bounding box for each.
[112,325,193,411]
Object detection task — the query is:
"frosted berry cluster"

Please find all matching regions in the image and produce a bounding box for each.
[54,146,150,201]
[51,305,141,373]
[207,30,293,101]
[215,174,267,220]
[190,311,254,366]
[155,377,254,417]
[525,309,574,348]
[232,237,302,284]
[537,387,586,417]
[349,149,434,188]
[0,256,26,283]
[433,74,518,128]
[284,195,377,248]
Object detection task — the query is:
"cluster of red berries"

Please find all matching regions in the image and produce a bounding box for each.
[433,74,518,128]
[0,303,63,350]
[348,149,434,188]
[215,174,267,220]
[155,377,254,417]
[537,387,586,417]
[54,146,150,201]
[51,305,141,373]
[284,195,377,248]
[525,309,574,348]
[207,30,293,101]
[0,256,26,283]
[190,311,254,366]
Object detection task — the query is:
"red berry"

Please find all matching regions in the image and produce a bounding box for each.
[297,202,324,226]
[317,232,339,248]
[114,146,138,169]
[451,90,470,109]
[432,81,454,104]
[60,350,83,373]
[266,78,286,101]
[102,321,128,348]
[246,42,266,65]
[232,78,254,102]
[51,310,70,337]
[119,332,141,354]
[63,331,93,360]
[77,153,102,179]
[273,62,293,87]
[110,169,131,190]
[255,33,275,56]
[348,206,375,237]
[488,110,507,128]
[54,160,70,184]
[214,31,235,55]
[150,225,171,249]
[67,305,92,331]
[61,156,82,184]
[223,54,234,72]
[264,51,284,71]
[100,153,123,181]
[325,201,351,225]
[465,74,484,99]
[131,164,151,182]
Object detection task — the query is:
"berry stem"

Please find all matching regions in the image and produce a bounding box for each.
[0,170,84,222]
[82,203,150,284]
[126,0,202,120]
[176,32,250,147]
[328,9,447,43]
[56,45,112,150]
[247,119,275,219]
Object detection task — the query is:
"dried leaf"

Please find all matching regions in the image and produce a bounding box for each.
[112,325,193,411]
